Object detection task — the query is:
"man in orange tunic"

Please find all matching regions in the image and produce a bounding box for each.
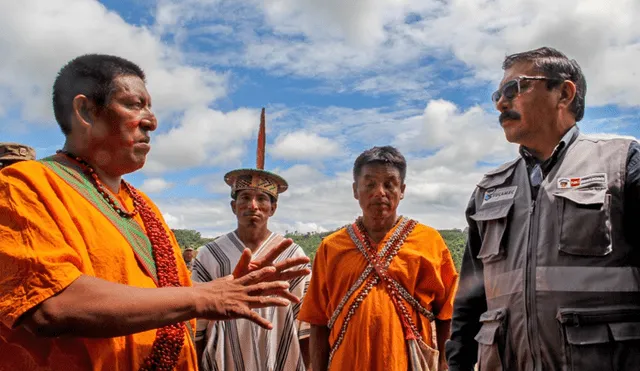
[0,54,309,371]
[298,146,458,371]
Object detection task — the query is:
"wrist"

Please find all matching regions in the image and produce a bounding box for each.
[188,285,205,318]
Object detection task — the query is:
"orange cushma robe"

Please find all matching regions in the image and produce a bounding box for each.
[298,221,459,371]
[0,159,197,371]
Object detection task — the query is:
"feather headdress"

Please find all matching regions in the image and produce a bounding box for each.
[224,108,288,199]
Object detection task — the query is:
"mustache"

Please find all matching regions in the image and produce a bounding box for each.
[242,212,260,217]
[499,110,521,124]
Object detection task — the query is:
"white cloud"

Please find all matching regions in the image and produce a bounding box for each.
[156,0,640,108]
[162,212,187,229]
[393,99,518,172]
[261,0,443,48]
[2,0,636,241]
[144,107,261,173]
[0,0,227,126]
[278,164,326,185]
[155,170,362,237]
[415,0,640,107]
[140,178,174,193]
[149,99,520,236]
[188,173,234,194]
[581,133,639,141]
[272,131,343,160]
[158,198,233,237]
[154,161,480,238]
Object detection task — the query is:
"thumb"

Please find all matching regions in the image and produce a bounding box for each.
[233,248,253,278]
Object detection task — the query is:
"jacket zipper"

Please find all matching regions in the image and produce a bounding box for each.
[525,198,542,370]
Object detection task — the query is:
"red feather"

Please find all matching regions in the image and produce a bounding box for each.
[257,108,266,170]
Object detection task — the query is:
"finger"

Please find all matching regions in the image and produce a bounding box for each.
[235,266,277,285]
[246,295,291,309]
[232,248,253,278]
[271,268,311,282]
[237,307,274,329]
[272,256,310,272]
[254,286,300,301]
[253,238,294,266]
[265,289,301,304]
[247,287,300,304]
[245,280,291,295]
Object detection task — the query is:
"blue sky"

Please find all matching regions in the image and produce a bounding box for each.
[1,0,638,237]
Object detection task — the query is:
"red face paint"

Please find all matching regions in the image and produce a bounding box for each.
[124,119,144,147]
[125,119,142,128]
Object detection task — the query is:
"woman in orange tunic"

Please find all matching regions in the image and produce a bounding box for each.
[0,54,309,371]
[299,146,458,371]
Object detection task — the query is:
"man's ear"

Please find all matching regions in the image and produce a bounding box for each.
[270,201,278,216]
[400,183,406,199]
[230,200,237,215]
[557,80,577,111]
[353,182,359,200]
[72,95,96,129]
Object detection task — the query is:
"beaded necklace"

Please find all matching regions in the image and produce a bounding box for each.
[57,151,185,371]
[354,218,422,339]
[327,217,417,366]
[56,150,138,218]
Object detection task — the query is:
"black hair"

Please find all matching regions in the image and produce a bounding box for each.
[353,146,407,182]
[503,47,586,121]
[52,54,145,135]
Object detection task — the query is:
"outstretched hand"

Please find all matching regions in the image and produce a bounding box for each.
[232,238,311,301]
[197,238,311,329]
[197,265,294,329]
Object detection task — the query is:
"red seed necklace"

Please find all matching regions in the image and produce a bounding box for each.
[57,151,185,371]
[56,150,138,218]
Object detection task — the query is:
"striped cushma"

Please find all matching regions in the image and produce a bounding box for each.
[193,232,311,371]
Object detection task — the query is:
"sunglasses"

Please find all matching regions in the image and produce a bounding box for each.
[491,75,561,103]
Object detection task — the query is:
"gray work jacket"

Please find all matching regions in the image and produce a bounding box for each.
[447,133,640,371]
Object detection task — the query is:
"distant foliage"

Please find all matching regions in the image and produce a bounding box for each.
[438,229,467,271]
[171,229,218,250]
[171,226,467,271]
[286,227,467,271]
[284,230,337,262]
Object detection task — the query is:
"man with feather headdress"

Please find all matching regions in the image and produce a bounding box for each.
[192,109,312,371]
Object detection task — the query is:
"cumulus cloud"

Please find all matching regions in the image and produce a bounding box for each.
[416,0,640,107]
[158,198,233,237]
[393,99,518,172]
[580,133,639,141]
[156,0,640,108]
[162,212,188,229]
[140,178,174,193]
[0,0,228,127]
[277,164,326,185]
[155,158,481,237]
[3,0,636,240]
[271,131,343,160]
[151,99,521,236]
[157,170,361,237]
[144,107,261,173]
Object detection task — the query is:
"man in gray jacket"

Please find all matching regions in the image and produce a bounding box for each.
[446,46,640,371]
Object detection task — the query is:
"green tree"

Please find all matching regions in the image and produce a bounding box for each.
[286,227,467,271]
[285,230,335,262]
[438,229,467,271]
[171,229,202,250]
